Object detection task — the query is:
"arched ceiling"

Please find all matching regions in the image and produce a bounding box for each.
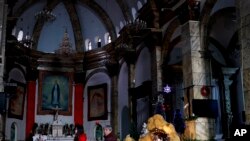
[7,0,147,53]
[163,0,237,67]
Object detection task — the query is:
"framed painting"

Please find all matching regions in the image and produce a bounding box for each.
[37,71,73,115]
[8,79,26,119]
[88,83,108,121]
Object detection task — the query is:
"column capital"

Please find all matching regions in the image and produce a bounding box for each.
[182,20,200,37]
[222,67,238,77]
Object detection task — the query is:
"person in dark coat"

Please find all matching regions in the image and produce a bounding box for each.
[103,125,117,141]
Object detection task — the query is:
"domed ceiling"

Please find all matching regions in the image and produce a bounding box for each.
[7,0,147,53]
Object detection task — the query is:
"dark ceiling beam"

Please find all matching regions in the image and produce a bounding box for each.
[168,35,181,55]
[209,37,230,65]
[115,0,132,21]
[63,0,84,52]
[12,0,37,17]
[79,0,117,40]
[32,0,61,50]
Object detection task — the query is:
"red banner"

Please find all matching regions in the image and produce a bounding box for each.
[74,84,84,125]
[25,81,36,138]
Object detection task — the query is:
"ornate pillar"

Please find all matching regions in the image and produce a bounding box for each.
[74,83,83,125]
[0,1,7,140]
[145,30,162,116]
[182,21,215,140]
[238,0,250,125]
[120,47,136,115]
[25,81,37,138]
[221,67,238,138]
[105,58,119,135]
[0,0,7,92]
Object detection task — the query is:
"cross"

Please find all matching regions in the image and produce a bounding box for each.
[51,105,62,121]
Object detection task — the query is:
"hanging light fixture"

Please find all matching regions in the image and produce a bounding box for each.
[55,30,75,56]
[163,84,171,94]
[34,8,56,22]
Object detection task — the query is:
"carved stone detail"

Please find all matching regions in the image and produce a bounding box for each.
[221,67,238,139]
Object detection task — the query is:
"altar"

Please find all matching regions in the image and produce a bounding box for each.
[46,136,74,141]
[33,106,75,141]
[33,134,74,141]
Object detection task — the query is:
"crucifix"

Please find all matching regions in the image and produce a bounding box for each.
[51,105,62,121]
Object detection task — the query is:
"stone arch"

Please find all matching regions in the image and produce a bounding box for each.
[161,18,181,65]
[200,0,218,50]
[10,122,17,141]
[85,69,109,84]
[81,0,117,41]
[137,1,143,10]
[115,0,133,21]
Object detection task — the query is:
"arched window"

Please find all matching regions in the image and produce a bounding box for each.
[85,39,90,51]
[119,21,124,28]
[131,7,137,20]
[104,33,110,44]
[12,26,16,36]
[137,1,143,9]
[95,123,103,141]
[97,38,101,48]
[108,36,111,43]
[116,26,120,37]
[10,122,17,141]
[17,29,24,41]
[88,41,92,50]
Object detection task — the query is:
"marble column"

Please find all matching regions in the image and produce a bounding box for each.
[105,60,119,136]
[111,75,118,136]
[221,67,238,138]
[182,21,215,140]
[238,0,250,125]
[150,44,159,105]
[129,64,136,88]
[155,46,162,92]
[148,30,162,96]
[124,50,136,123]
[0,1,7,140]
[0,0,7,92]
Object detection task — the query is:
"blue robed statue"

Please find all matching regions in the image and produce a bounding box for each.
[51,80,60,108]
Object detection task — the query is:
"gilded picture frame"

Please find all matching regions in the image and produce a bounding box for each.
[37,71,73,115]
[8,79,26,119]
[88,83,108,121]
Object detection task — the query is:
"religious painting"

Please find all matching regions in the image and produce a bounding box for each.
[37,71,73,115]
[8,79,26,119]
[88,83,108,121]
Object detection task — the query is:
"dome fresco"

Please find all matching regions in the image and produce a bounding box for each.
[9,0,146,53]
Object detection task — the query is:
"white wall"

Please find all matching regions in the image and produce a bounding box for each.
[118,62,129,139]
[83,70,111,141]
[135,46,151,87]
[5,68,27,141]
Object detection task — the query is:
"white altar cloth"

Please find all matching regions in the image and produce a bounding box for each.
[33,134,74,141]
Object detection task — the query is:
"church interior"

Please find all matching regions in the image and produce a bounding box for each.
[0,0,249,140]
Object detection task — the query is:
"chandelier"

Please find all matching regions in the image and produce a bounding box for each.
[55,30,75,56]
[18,34,34,48]
[35,8,56,22]
[21,37,34,48]
[124,18,147,33]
